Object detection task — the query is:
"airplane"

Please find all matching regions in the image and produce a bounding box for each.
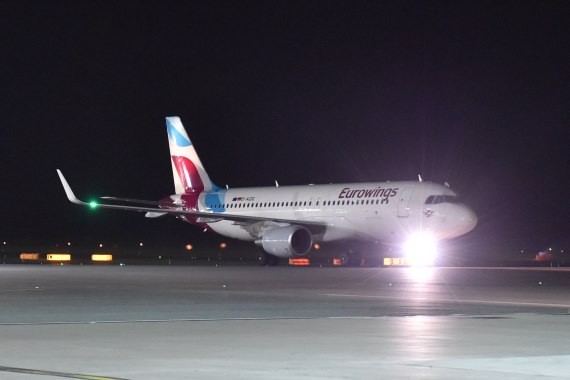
[57,116,477,266]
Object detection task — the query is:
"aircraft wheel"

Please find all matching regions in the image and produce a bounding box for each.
[268,255,280,266]
[365,255,381,267]
[337,252,353,266]
[338,251,362,267]
[258,252,280,266]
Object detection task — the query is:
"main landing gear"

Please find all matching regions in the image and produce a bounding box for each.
[258,251,281,266]
[337,249,381,267]
[337,250,361,267]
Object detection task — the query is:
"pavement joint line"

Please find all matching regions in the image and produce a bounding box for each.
[0,365,130,380]
[321,293,570,308]
[403,362,568,377]
[0,316,393,326]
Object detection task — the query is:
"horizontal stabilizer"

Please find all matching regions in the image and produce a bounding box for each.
[196,217,223,223]
[145,212,167,218]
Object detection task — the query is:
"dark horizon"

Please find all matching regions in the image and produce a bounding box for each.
[1,1,568,256]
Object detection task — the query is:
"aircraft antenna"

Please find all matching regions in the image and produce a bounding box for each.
[418,174,423,182]
[275,180,279,187]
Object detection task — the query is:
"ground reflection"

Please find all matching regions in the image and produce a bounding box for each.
[399,315,447,361]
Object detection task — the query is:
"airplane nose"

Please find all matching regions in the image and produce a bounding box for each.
[459,206,478,234]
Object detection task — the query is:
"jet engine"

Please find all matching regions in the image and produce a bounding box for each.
[261,226,313,258]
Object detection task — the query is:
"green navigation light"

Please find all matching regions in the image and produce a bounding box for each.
[89,201,98,209]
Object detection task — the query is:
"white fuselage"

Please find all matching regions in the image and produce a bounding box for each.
[191,181,477,244]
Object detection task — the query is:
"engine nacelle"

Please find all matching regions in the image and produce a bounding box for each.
[261,226,313,258]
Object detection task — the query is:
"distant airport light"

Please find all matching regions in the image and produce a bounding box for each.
[91,254,113,262]
[313,243,321,250]
[20,253,40,261]
[384,257,424,266]
[99,243,103,248]
[67,242,71,246]
[185,244,193,251]
[219,242,227,249]
[535,251,552,262]
[139,242,144,247]
[47,254,71,262]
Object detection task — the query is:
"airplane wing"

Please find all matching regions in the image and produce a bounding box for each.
[56,170,327,234]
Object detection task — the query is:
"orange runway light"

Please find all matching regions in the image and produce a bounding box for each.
[333,258,342,266]
[47,254,71,261]
[289,258,310,266]
[91,254,113,262]
[20,253,40,260]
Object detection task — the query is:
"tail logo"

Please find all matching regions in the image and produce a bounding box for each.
[166,119,192,147]
[171,156,204,193]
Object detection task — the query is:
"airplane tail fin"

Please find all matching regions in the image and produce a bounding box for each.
[166,116,216,194]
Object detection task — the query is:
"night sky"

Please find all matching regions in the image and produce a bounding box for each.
[1,1,569,254]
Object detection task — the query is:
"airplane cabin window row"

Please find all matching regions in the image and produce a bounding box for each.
[206,198,382,209]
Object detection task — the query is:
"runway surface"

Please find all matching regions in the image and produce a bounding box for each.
[1,265,569,379]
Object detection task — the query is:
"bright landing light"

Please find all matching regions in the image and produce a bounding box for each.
[403,232,438,266]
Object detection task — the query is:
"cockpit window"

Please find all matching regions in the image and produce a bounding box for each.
[425,195,460,204]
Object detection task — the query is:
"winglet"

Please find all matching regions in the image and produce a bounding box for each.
[56,169,86,205]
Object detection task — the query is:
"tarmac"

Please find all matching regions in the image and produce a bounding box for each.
[1,264,569,379]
